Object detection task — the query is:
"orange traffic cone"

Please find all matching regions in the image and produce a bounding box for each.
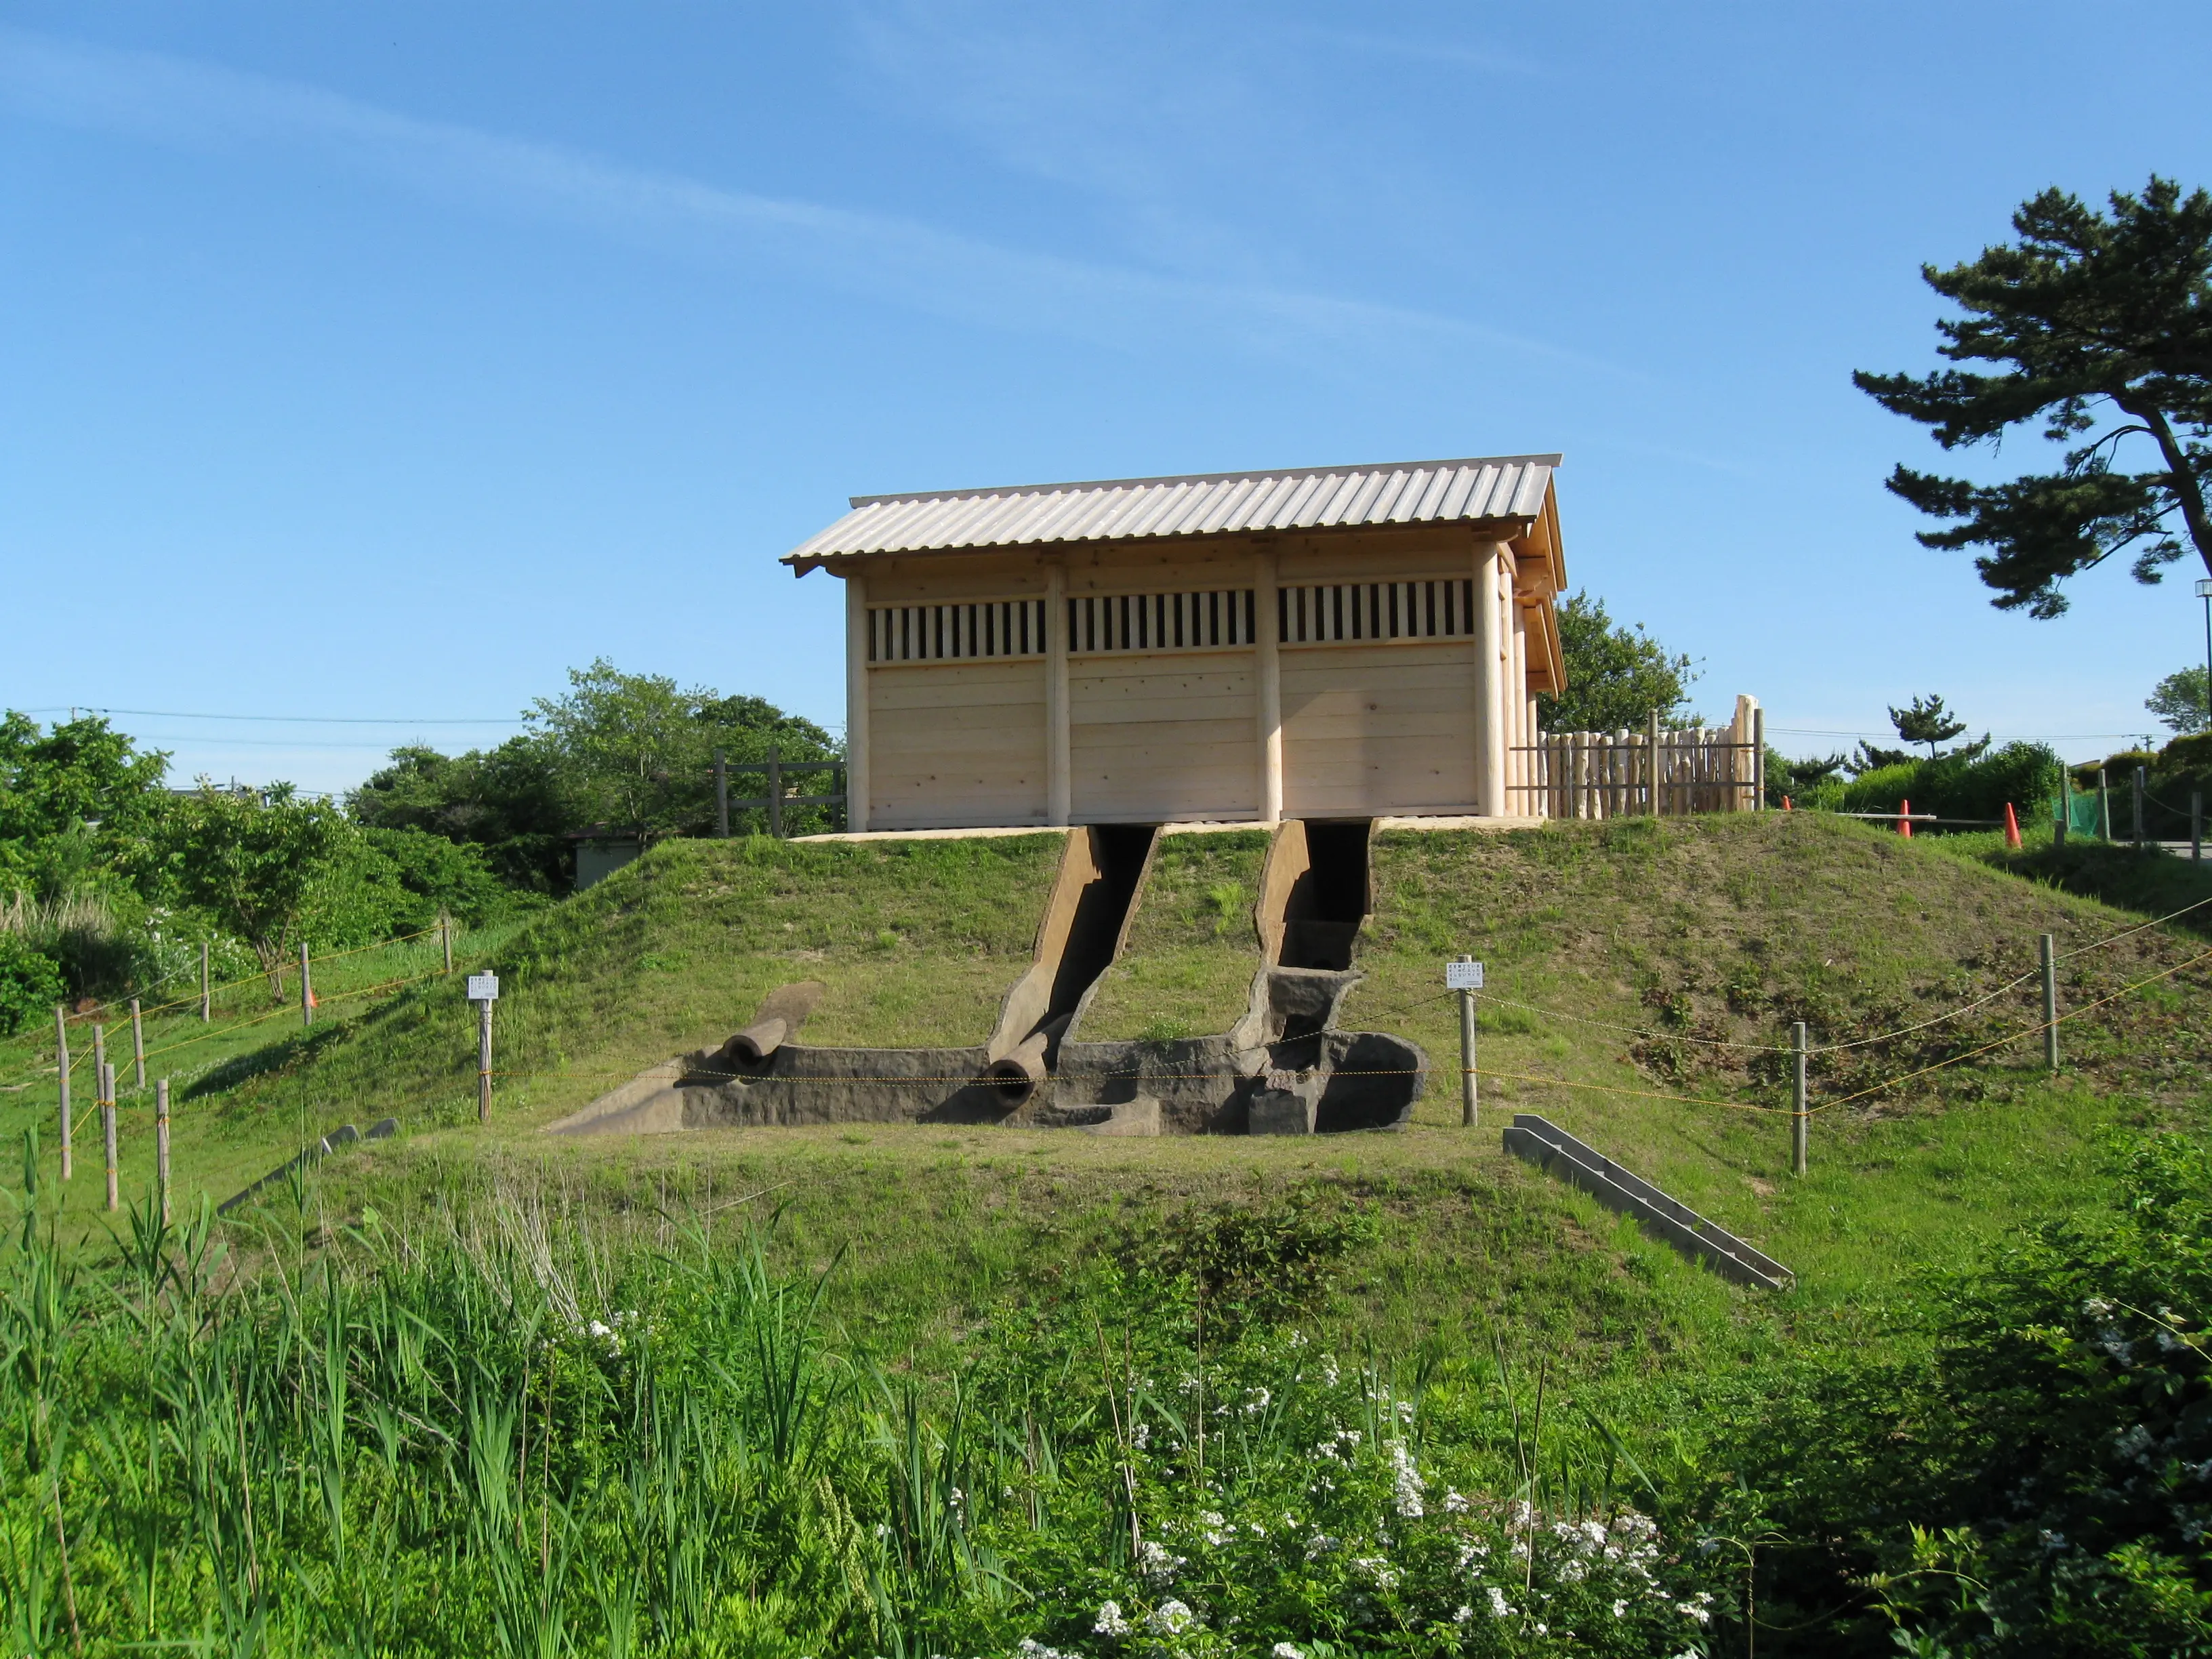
[2004,802,2022,848]
[1899,798,1912,838]
[1783,795,1793,811]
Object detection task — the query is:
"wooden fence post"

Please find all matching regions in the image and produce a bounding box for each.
[101,1061,118,1213]
[200,940,211,1021]
[441,912,454,973]
[1790,1021,1808,1177]
[55,1006,70,1181]
[1753,705,1767,811]
[766,748,784,838]
[300,941,313,1029]
[2041,933,2060,1071]
[156,1078,171,1226]
[2133,765,2146,850]
[2194,791,2204,863]
[714,749,730,839]
[130,998,145,1089]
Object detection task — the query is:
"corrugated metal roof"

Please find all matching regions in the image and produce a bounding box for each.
[783,453,1561,569]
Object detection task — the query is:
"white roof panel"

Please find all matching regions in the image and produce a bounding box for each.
[783,453,1560,568]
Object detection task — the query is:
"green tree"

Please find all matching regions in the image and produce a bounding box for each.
[526,659,838,840]
[1889,693,1971,758]
[0,712,169,901]
[2148,665,2212,734]
[348,739,569,892]
[1535,590,1700,733]
[151,784,353,992]
[1856,176,2212,617]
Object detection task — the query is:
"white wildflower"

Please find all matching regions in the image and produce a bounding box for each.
[1272,1645,1303,1659]
[1092,1601,1131,1637]
[1134,1538,1183,1587]
[1147,1599,1197,1635]
[1612,1599,1629,1618]
[1443,1488,1470,1513]
[1351,1556,1401,1591]
[2084,1296,2116,1317]
[1488,1586,1515,1619]
[1243,1387,1272,1415]
[1200,1510,1231,1546]
[1452,1605,1473,1624]
[1305,1532,1338,1562]
[1130,1421,1149,1450]
[1016,1641,1062,1659]
[1386,1439,1425,1519]
[1677,1592,1715,1625]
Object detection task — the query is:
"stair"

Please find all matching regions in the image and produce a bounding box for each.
[1502,1113,1793,1290]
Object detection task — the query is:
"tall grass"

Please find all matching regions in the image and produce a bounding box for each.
[0,1162,1732,1656]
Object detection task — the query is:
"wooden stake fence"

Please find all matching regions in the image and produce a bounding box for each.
[1510,715,1765,820]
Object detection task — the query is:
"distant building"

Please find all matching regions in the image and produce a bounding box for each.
[783,454,1568,831]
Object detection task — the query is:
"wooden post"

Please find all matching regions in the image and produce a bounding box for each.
[478,997,493,1124]
[766,747,784,838]
[1472,543,1506,815]
[1255,548,1283,824]
[843,569,872,833]
[200,941,211,1021]
[714,749,730,838]
[1457,955,1479,1129]
[1046,561,1071,826]
[300,941,313,1029]
[156,1078,171,1226]
[1790,1021,1808,1177]
[55,1007,70,1181]
[1647,708,1662,815]
[2040,933,2059,1071]
[101,1061,118,1213]
[2056,772,2071,847]
[2194,791,2203,863]
[2097,769,2111,841]
[441,912,454,973]
[130,998,145,1089]
[1753,705,1767,811]
[2133,765,2146,850]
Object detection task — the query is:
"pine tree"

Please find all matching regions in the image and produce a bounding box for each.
[1889,694,1970,759]
[1855,177,2212,617]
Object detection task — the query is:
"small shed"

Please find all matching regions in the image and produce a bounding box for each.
[783,453,1568,832]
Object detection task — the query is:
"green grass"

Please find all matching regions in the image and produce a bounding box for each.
[1078,827,1271,1041]
[3,812,2207,1382]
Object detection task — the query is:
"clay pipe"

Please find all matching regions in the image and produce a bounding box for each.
[720,1017,787,1067]
[983,1029,1050,1103]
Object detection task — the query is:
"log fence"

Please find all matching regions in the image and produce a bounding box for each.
[1508,704,1765,820]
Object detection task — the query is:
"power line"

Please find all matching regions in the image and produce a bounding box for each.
[20,705,525,726]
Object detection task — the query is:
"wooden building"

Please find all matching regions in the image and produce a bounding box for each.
[783,454,1570,831]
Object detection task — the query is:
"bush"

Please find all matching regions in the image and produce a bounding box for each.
[0,930,64,1034]
[1840,741,2062,827]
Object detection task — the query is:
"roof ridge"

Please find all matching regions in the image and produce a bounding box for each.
[845,452,1565,508]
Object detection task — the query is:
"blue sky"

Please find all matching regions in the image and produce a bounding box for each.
[5,2,2209,791]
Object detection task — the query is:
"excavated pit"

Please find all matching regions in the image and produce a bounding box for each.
[549,819,1426,1139]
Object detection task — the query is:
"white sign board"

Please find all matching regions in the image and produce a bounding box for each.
[466,972,499,1002]
[1445,960,1485,990]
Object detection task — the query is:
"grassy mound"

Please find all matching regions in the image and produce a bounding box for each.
[0,814,2205,1369]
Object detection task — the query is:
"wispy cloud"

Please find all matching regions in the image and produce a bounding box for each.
[0,26,1620,376]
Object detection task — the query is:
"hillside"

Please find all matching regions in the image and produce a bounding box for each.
[4,812,2204,1373]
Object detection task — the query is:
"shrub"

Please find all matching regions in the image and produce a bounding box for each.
[1840,742,2062,827]
[0,930,64,1034]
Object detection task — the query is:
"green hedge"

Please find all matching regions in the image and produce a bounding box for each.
[1839,741,2062,827]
